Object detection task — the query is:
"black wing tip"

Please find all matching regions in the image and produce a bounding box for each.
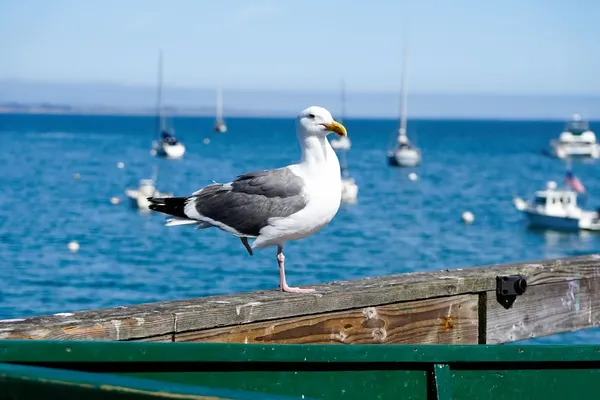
[147,201,162,212]
[146,196,189,219]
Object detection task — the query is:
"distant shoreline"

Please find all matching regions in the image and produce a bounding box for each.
[0,105,591,122]
[0,108,210,117]
[3,81,600,121]
[0,104,291,118]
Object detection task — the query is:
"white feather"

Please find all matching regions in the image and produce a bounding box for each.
[251,140,341,249]
[165,217,198,227]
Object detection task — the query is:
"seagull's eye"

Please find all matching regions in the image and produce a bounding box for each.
[308,113,315,119]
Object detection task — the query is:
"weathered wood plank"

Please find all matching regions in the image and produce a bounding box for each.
[0,311,174,341]
[486,277,600,344]
[0,254,598,341]
[175,294,478,345]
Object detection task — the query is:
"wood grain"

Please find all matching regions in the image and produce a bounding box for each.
[175,294,479,345]
[1,254,599,341]
[0,309,174,341]
[486,277,600,344]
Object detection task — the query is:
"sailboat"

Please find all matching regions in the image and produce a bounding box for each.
[387,44,421,167]
[151,51,186,159]
[214,86,227,133]
[330,80,351,151]
[340,150,359,204]
[330,79,358,204]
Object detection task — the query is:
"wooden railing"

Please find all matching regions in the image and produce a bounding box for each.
[2,254,600,344]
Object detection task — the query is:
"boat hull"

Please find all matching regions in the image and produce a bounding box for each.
[341,178,359,204]
[388,149,421,167]
[215,122,227,133]
[152,141,186,159]
[387,153,399,166]
[550,142,600,159]
[524,210,580,231]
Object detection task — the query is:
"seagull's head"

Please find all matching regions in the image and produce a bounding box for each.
[296,106,347,138]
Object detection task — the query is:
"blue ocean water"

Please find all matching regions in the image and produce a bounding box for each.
[1,113,599,344]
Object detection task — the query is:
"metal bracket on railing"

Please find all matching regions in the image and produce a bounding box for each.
[496,274,527,309]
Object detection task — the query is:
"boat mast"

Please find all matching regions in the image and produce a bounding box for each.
[151,165,159,184]
[339,78,349,176]
[398,42,408,137]
[216,86,223,123]
[340,78,346,123]
[155,50,165,135]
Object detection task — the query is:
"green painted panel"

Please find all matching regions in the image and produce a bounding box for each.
[452,370,600,400]
[122,370,428,400]
[0,362,300,399]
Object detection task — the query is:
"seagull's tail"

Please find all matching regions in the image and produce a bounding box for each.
[149,197,212,229]
[147,196,189,219]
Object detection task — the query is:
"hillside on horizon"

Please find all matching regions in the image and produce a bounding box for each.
[1,79,600,120]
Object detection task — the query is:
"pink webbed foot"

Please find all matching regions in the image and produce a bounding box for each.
[280,284,316,294]
[276,246,316,294]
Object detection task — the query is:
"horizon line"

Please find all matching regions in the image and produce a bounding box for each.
[0,105,596,123]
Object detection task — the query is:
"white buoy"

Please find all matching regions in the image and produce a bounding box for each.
[67,241,80,253]
[203,138,210,145]
[408,172,418,181]
[462,211,475,224]
[110,196,121,205]
[117,162,125,169]
[73,173,80,180]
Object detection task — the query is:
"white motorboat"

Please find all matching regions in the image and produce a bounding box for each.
[125,178,172,212]
[214,86,227,133]
[387,44,421,167]
[151,50,186,160]
[513,180,600,231]
[549,113,599,159]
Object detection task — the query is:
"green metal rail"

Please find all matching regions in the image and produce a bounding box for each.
[1,340,599,399]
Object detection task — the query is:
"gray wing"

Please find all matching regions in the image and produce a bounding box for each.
[191,168,307,237]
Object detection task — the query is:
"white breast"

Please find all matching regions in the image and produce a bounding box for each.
[252,143,342,248]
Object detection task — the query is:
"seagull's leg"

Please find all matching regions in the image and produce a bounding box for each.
[277,245,315,293]
[240,237,253,256]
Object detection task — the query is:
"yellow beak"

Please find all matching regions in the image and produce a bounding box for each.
[321,120,347,137]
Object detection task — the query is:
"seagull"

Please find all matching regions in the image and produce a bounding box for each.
[148,106,347,293]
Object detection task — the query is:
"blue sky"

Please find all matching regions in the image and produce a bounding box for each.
[1,0,599,117]
[2,0,599,94]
